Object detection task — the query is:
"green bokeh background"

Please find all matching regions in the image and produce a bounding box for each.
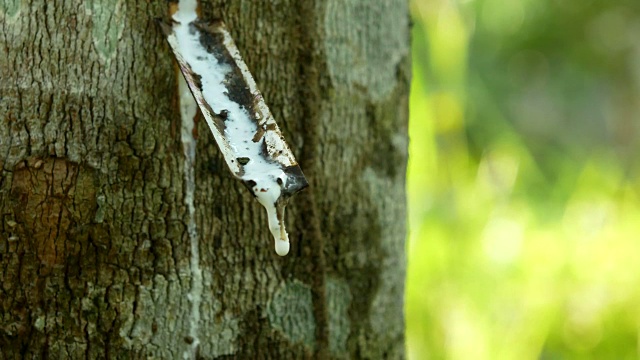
[405,0,640,358]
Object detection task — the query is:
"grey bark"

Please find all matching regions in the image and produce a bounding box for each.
[0,0,410,359]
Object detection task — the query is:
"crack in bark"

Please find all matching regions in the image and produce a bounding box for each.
[294,2,330,358]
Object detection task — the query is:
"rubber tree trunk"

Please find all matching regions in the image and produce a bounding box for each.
[0,0,409,358]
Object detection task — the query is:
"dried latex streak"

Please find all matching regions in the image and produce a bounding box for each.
[158,18,308,256]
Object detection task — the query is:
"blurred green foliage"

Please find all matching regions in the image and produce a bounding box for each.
[405,0,640,359]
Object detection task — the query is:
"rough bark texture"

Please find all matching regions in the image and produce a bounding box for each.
[0,0,409,359]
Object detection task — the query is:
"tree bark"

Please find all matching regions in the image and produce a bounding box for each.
[0,0,409,359]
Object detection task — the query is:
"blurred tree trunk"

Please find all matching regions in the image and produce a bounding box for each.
[0,0,409,358]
